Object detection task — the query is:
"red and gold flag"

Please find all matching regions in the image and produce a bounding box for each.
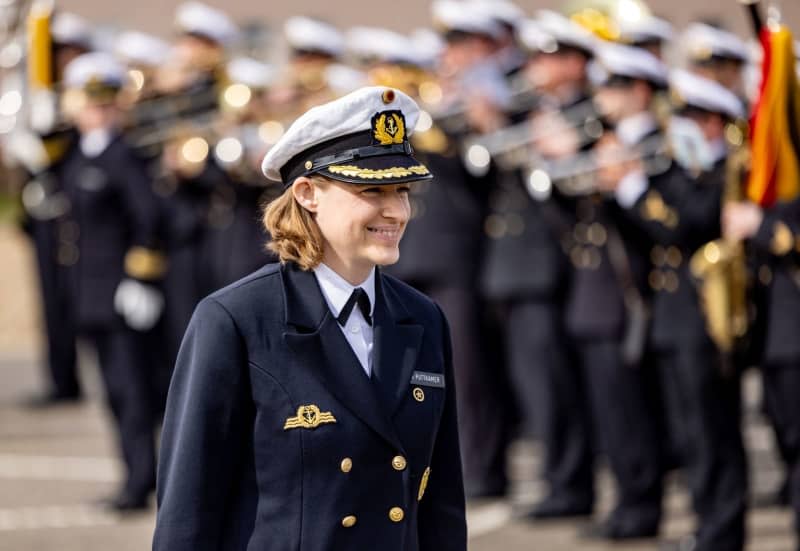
[746,25,800,207]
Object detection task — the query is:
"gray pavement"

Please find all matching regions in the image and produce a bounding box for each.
[0,353,795,551]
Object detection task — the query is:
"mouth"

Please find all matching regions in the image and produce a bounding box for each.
[366,226,402,241]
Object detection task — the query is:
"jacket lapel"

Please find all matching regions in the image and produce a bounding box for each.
[372,271,424,416]
[280,263,403,450]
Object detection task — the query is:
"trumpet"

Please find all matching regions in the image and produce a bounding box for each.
[460,99,603,175]
[422,78,541,138]
[522,133,672,199]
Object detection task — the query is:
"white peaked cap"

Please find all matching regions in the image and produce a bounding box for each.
[346,27,428,67]
[64,51,127,89]
[175,2,239,46]
[594,41,668,86]
[116,31,172,68]
[671,68,745,120]
[619,15,674,44]
[431,0,504,40]
[226,57,276,89]
[284,16,344,57]
[51,12,93,48]
[683,23,749,63]
[472,0,525,30]
[517,19,557,54]
[536,10,596,54]
[261,86,423,182]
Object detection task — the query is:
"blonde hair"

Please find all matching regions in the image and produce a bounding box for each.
[263,183,325,270]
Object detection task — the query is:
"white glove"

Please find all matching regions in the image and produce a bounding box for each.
[114,279,164,331]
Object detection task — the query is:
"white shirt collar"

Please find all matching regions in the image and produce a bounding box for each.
[615,111,658,146]
[313,263,376,319]
[80,128,114,158]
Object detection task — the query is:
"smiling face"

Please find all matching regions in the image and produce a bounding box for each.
[292,176,412,284]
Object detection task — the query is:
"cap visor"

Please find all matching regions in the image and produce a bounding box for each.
[318,154,433,184]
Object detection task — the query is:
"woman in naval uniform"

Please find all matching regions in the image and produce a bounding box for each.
[153,86,467,551]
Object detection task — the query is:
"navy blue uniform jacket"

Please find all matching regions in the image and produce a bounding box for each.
[153,262,467,551]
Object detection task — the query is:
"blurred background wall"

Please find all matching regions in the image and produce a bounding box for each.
[58,0,800,41]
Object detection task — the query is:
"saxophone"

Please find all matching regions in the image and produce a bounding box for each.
[689,121,750,355]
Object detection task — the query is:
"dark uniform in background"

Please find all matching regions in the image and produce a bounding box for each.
[616,68,749,550]
[539,41,674,537]
[747,196,800,535]
[17,9,92,406]
[56,51,167,509]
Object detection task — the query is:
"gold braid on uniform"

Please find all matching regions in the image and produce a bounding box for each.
[640,190,679,229]
[770,221,795,256]
[124,247,168,280]
[327,165,430,180]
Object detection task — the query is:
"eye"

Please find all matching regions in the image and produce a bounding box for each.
[360,187,382,195]
[397,186,411,194]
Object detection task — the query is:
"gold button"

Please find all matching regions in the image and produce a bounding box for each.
[304,160,313,170]
[392,455,407,471]
[650,245,666,266]
[389,507,404,522]
[666,246,683,268]
[342,515,357,528]
[340,458,352,473]
[648,270,664,291]
[412,387,425,402]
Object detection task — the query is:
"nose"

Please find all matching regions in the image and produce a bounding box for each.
[381,188,410,222]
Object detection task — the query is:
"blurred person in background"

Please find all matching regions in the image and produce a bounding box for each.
[553,41,668,540]
[420,0,517,498]
[498,10,600,521]
[152,1,239,370]
[14,9,92,408]
[57,52,166,510]
[600,68,749,551]
[682,22,749,101]
[202,55,280,291]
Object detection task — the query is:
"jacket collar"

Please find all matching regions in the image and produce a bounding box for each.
[280,262,423,450]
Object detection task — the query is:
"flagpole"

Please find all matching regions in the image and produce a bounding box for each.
[739,0,764,37]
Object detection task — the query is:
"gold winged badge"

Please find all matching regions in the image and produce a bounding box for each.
[284,405,337,430]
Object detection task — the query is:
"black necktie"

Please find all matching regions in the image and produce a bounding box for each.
[337,288,373,327]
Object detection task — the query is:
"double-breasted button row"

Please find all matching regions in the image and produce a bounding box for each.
[339,456,407,473]
[649,269,679,293]
[484,213,525,239]
[341,508,405,528]
[650,245,682,268]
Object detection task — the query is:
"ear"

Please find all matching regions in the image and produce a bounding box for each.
[291,176,319,213]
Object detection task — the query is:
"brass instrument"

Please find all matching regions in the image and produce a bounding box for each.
[460,99,603,175]
[524,132,672,198]
[124,76,221,160]
[689,121,750,356]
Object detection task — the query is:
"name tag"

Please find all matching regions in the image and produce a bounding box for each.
[410,371,445,388]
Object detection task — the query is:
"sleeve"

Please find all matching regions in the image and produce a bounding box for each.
[153,298,250,550]
[620,166,721,246]
[417,305,467,551]
[751,195,800,258]
[117,147,167,281]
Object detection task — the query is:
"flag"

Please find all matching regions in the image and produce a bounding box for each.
[746,25,800,207]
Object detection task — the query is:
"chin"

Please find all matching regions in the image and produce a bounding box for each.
[367,247,400,267]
